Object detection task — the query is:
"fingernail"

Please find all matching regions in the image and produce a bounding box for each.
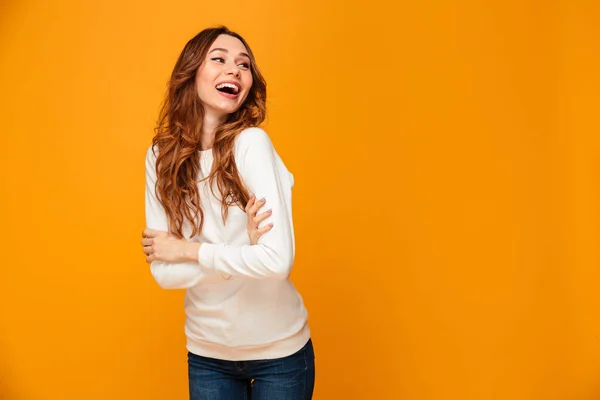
[260,197,266,202]
[267,209,272,214]
[269,223,274,227]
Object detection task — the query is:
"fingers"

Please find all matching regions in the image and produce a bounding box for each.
[141,237,154,261]
[249,222,274,245]
[143,229,169,238]
[142,229,153,238]
[245,195,256,213]
[249,197,266,215]
[256,223,274,236]
[142,230,161,263]
[253,209,272,225]
[142,246,153,255]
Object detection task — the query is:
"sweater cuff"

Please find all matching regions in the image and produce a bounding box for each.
[198,243,217,271]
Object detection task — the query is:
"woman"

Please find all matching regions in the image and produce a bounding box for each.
[140,26,314,400]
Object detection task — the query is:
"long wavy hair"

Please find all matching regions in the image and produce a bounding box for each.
[151,26,267,239]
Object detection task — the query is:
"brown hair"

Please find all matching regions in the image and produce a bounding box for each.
[151,26,267,238]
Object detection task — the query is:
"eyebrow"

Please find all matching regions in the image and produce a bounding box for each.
[209,48,250,58]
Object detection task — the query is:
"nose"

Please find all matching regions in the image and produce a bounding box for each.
[226,64,241,79]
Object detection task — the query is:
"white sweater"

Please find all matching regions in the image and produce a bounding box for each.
[145,127,310,361]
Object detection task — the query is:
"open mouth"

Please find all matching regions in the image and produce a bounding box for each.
[215,82,241,95]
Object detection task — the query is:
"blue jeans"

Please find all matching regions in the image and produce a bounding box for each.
[188,339,315,400]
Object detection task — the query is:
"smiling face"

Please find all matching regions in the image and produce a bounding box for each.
[195,34,254,119]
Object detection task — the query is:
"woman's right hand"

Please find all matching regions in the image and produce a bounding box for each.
[245,195,273,245]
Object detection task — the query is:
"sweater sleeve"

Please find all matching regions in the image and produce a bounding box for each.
[145,145,205,289]
[197,128,295,280]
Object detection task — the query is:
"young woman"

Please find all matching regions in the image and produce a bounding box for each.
[140,26,314,399]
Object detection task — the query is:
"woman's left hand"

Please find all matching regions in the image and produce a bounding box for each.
[141,229,198,263]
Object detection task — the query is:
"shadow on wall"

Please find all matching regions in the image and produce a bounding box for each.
[0,341,20,400]
[0,1,21,49]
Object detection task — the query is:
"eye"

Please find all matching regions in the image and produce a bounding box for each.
[238,62,250,69]
[211,57,225,63]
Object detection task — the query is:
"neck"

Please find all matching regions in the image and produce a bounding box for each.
[200,110,226,150]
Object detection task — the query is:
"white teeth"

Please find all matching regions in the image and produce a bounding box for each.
[216,83,239,93]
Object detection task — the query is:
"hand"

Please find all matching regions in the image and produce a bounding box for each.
[141,229,199,263]
[245,195,273,245]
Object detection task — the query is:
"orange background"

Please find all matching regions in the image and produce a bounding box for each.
[1,0,599,399]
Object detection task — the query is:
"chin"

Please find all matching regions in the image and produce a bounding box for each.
[217,104,242,115]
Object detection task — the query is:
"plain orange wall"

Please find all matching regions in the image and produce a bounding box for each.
[1,1,598,399]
